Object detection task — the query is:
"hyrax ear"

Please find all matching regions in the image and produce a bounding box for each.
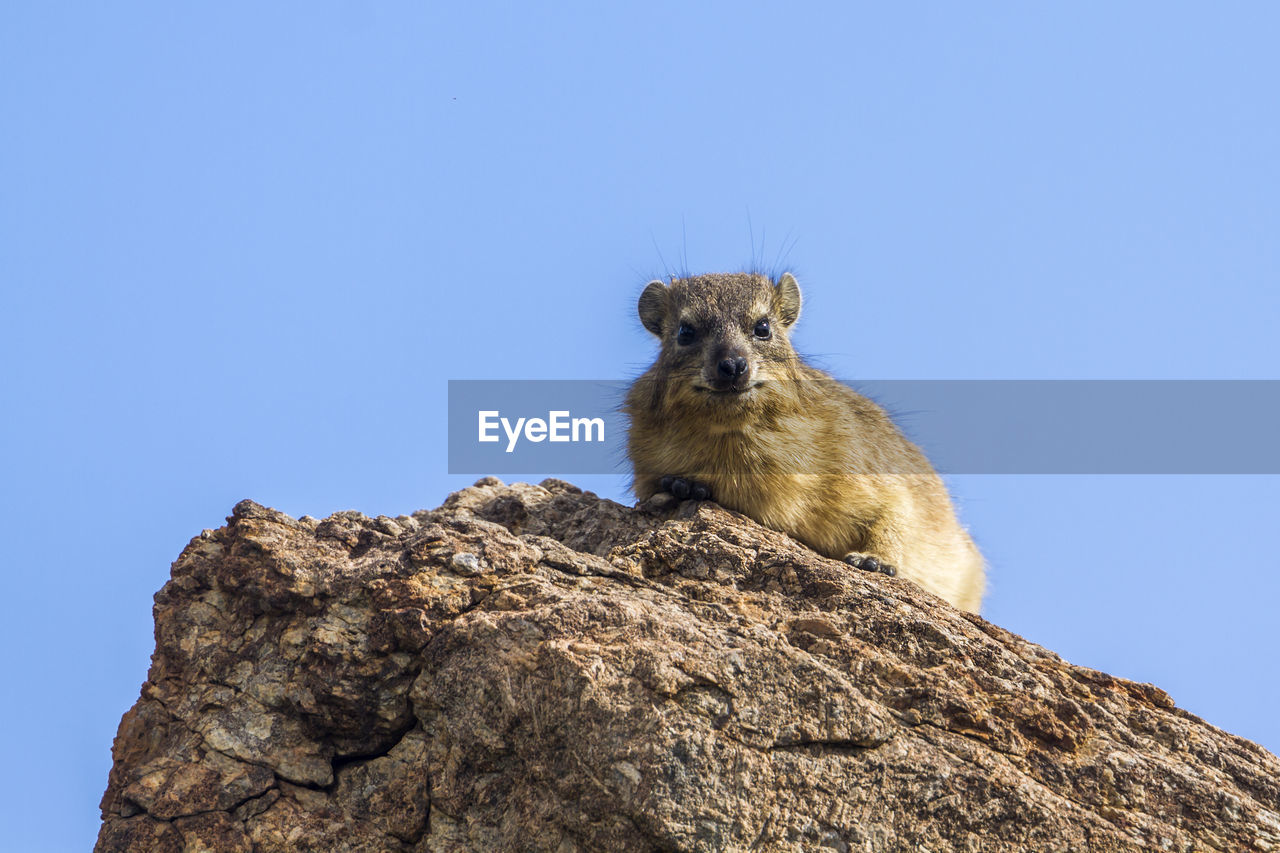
[637,280,668,337]
[774,273,802,328]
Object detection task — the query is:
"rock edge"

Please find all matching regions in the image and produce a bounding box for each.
[96,478,1280,852]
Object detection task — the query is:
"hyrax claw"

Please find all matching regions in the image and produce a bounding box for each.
[843,553,897,577]
[660,476,712,502]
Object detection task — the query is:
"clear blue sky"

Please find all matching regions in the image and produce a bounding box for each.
[2,4,1277,850]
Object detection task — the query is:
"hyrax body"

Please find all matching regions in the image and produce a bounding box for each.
[625,272,985,613]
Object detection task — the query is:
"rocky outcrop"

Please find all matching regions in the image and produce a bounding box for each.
[97,478,1280,852]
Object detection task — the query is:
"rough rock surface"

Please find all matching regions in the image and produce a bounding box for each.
[97,478,1280,852]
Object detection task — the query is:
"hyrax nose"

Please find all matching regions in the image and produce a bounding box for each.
[718,356,749,380]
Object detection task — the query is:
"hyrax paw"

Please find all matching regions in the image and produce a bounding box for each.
[842,553,897,577]
[659,476,712,502]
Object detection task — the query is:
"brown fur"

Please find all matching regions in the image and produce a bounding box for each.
[625,272,985,613]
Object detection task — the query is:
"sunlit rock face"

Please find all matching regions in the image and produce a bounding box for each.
[96,479,1280,852]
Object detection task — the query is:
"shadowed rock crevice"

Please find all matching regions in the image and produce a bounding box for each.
[97,478,1280,852]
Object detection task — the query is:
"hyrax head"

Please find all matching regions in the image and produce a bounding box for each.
[637,272,803,399]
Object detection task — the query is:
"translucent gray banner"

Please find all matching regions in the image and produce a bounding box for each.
[447,380,1280,474]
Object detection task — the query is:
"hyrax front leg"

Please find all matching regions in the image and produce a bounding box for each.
[659,475,712,502]
[842,552,897,577]
[841,519,903,577]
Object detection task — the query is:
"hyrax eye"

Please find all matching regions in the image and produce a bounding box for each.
[753,318,772,340]
[677,323,696,345]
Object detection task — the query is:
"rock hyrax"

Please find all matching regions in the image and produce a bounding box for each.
[625,272,985,613]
